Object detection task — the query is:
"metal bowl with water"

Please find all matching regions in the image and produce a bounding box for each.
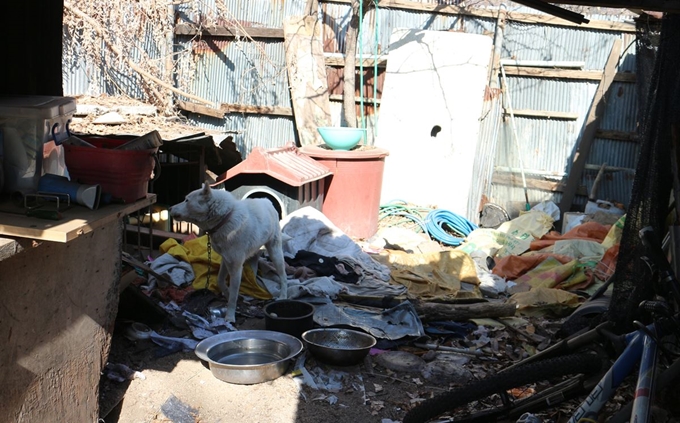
[195,330,303,384]
[302,328,376,366]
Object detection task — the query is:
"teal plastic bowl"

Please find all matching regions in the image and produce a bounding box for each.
[317,127,366,150]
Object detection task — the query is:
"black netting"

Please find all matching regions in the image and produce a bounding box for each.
[607,15,680,332]
[635,16,662,132]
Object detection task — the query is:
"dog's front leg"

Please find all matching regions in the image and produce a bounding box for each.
[216,260,230,299]
[223,262,243,323]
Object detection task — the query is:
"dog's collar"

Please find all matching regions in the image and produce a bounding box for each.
[205,211,232,235]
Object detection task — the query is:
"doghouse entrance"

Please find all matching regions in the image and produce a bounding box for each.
[241,188,284,220]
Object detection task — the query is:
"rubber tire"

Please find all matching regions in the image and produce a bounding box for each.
[403,353,603,423]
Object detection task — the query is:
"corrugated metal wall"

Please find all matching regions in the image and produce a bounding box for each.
[62,18,167,100]
[489,20,638,218]
[62,1,640,222]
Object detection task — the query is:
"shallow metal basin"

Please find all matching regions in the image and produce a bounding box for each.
[302,328,376,366]
[195,330,303,385]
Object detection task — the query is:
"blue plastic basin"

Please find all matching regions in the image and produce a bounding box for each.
[317,127,366,150]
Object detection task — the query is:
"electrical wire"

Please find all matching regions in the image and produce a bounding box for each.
[425,209,479,247]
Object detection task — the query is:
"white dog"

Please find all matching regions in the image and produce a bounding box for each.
[169,183,288,322]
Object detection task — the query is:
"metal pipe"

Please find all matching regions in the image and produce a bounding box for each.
[500,64,531,210]
[414,342,484,356]
[489,5,506,89]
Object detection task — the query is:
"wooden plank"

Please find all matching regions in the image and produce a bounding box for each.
[542,0,680,13]
[332,0,636,32]
[177,100,223,118]
[496,164,635,177]
[174,3,637,42]
[493,172,589,196]
[329,94,381,104]
[324,54,389,68]
[177,100,293,118]
[595,129,638,142]
[0,194,156,243]
[503,66,636,83]
[559,39,622,216]
[500,59,585,68]
[174,23,283,39]
[283,15,332,146]
[223,103,293,116]
[509,109,579,120]
[326,23,638,98]
[413,301,517,322]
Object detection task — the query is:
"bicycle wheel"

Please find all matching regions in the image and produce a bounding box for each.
[403,353,603,423]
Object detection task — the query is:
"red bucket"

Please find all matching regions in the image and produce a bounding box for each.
[64,137,159,203]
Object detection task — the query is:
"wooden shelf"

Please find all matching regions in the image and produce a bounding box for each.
[0,194,156,243]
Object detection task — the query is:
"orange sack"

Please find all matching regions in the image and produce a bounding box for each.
[492,253,574,280]
[530,221,610,251]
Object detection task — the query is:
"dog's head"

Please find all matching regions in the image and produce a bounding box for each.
[169,182,234,226]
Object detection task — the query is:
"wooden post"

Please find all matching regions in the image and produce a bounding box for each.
[413,300,517,322]
[283,15,333,145]
[342,1,362,128]
[305,0,319,15]
[558,39,622,217]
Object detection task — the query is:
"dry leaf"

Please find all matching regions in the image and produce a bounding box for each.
[508,386,535,399]
[374,383,383,392]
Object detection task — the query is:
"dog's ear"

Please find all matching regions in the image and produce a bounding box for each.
[201,181,212,196]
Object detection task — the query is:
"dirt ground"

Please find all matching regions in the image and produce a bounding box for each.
[99,277,680,423]
[96,241,680,423]
[101,303,422,423]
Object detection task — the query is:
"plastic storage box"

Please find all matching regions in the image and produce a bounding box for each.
[0,96,76,194]
[64,137,159,203]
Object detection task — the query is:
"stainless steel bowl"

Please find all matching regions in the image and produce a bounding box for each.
[302,328,377,366]
[195,330,303,384]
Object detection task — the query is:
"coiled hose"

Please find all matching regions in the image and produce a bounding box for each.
[425,209,478,246]
[379,201,478,246]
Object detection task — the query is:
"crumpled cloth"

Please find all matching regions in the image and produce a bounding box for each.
[147,253,195,287]
[285,250,360,283]
[374,249,482,301]
[159,236,272,299]
[306,297,425,340]
[260,259,405,299]
[280,207,393,284]
[259,275,349,299]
